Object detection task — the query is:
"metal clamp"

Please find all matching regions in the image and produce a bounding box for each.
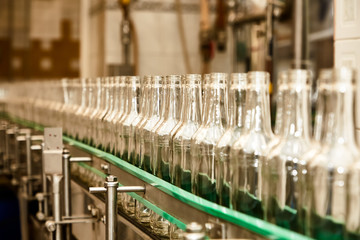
[89,175,145,240]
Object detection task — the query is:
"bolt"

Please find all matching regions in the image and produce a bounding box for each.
[45,220,56,232]
[186,222,203,233]
[106,175,117,182]
[63,148,70,155]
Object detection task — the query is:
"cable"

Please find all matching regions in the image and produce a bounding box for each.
[175,0,192,74]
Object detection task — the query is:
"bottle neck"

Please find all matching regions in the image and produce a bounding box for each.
[185,83,202,123]
[112,83,119,112]
[323,86,356,145]
[127,82,140,114]
[141,83,150,117]
[282,85,310,139]
[164,84,181,120]
[80,82,87,108]
[246,86,272,135]
[87,83,94,109]
[206,85,227,127]
[229,85,246,128]
[118,83,127,115]
[151,85,162,118]
[107,84,114,112]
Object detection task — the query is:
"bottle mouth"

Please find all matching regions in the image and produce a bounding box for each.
[128,76,141,86]
[230,73,247,87]
[318,67,355,92]
[247,71,270,87]
[186,74,201,85]
[286,69,311,89]
[210,72,228,86]
[166,75,182,85]
[152,75,163,86]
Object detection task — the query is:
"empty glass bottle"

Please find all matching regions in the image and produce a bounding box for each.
[191,73,228,202]
[104,77,119,152]
[172,74,202,191]
[152,75,182,182]
[230,71,273,219]
[95,77,111,150]
[115,76,130,157]
[111,76,127,155]
[140,76,163,173]
[266,70,312,232]
[306,68,359,240]
[87,77,102,146]
[133,75,151,167]
[120,76,141,162]
[79,78,95,143]
[73,78,88,140]
[215,73,247,208]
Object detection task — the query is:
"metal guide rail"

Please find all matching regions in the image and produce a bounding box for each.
[6,114,312,240]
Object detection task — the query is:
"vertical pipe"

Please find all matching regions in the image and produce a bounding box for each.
[25,133,32,195]
[105,176,118,240]
[62,149,71,240]
[52,174,63,240]
[293,0,309,69]
[41,143,49,217]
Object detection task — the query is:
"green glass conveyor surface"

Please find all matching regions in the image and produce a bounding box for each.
[9,115,313,240]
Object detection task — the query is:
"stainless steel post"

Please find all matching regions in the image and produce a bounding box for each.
[25,133,32,195]
[52,174,63,240]
[105,175,118,240]
[62,149,71,240]
[89,175,145,240]
[41,143,49,218]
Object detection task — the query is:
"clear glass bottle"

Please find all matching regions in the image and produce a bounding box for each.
[266,69,312,232]
[95,77,111,149]
[111,76,127,155]
[172,74,202,190]
[114,76,129,157]
[191,72,228,202]
[215,73,247,208]
[230,71,273,219]
[91,77,106,147]
[74,78,88,140]
[87,77,102,146]
[306,68,359,239]
[152,75,182,182]
[120,76,141,162]
[80,78,95,143]
[104,77,119,152]
[133,75,151,167]
[140,75,163,173]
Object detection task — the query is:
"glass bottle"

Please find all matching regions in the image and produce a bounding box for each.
[95,77,111,149]
[111,76,127,155]
[266,69,312,232]
[230,71,273,219]
[133,75,151,167]
[172,74,202,190]
[306,68,359,239]
[114,76,129,157]
[87,77,102,146]
[80,78,95,143]
[120,76,141,162]
[215,73,247,208]
[74,78,88,140]
[152,75,182,182]
[104,77,119,152]
[140,75,163,173]
[191,73,228,202]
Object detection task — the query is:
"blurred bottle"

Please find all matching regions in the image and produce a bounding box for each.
[306,68,359,240]
[104,77,119,152]
[78,78,94,143]
[87,77,102,146]
[95,77,111,150]
[140,76,163,173]
[215,73,247,208]
[120,76,141,162]
[266,70,312,232]
[152,75,182,182]
[111,76,127,155]
[74,78,88,140]
[172,74,202,191]
[191,73,228,202]
[133,75,151,167]
[230,71,273,219]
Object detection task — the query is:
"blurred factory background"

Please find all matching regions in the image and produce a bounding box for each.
[0,0,334,81]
